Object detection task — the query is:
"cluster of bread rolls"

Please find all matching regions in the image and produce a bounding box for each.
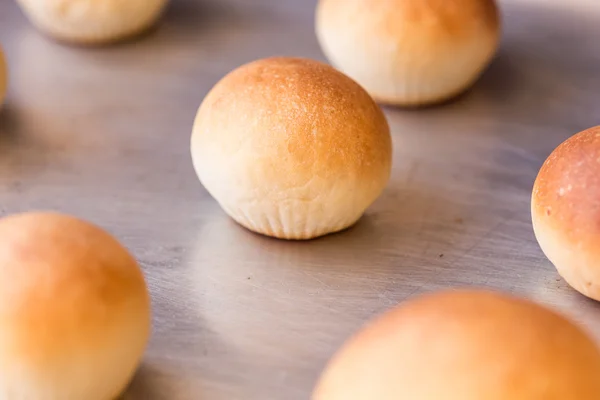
[1,0,599,398]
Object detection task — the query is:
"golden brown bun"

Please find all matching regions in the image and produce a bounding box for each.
[0,211,151,399]
[532,126,600,301]
[16,0,168,45]
[0,45,6,106]
[191,57,392,240]
[313,289,600,400]
[316,0,501,107]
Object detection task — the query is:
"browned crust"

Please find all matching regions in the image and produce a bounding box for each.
[532,126,600,247]
[0,47,6,104]
[195,56,392,188]
[192,57,392,239]
[313,289,600,399]
[0,211,150,365]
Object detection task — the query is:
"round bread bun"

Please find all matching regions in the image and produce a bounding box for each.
[0,45,7,106]
[313,289,600,400]
[315,0,501,107]
[532,126,600,301]
[0,211,151,399]
[191,57,392,240]
[15,0,168,45]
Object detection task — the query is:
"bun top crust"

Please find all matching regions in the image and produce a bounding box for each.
[313,289,600,399]
[0,47,6,104]
[192,56,392,206]
[532,126,600,247]
[0,211,150,368]
[317,0,500,48]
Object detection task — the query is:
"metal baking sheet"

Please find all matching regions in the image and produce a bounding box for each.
[1,0,600,399]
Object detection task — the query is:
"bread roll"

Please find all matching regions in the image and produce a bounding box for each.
[0,211,151,399]
[191,57,392,240]
[313,289,600,400]
[16,0,168,45]
[315,0,501,107]
[532,126,600,301]
[0,45,6,106]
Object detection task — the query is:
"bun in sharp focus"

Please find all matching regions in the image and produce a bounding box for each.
[191,57,393,240]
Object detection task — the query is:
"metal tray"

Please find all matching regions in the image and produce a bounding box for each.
[1,0,600,398]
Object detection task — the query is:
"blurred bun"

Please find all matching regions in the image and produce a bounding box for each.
[0,211,151,399]
[316,0,501,107]
[0,45,6,105]
[16,0,168,45]
[532,126,600,301]
[313,289,600,400]
[191,57,392,240]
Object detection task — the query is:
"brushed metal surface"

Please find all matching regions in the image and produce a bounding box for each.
[1,0,600,399]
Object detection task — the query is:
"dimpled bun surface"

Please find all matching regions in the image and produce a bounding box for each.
[316,0,501,107]
[313,289,600,400]
[191,57,392,240]
[0,45,6,106]
[16,0,168,45]
[532,126,600,301]
[0,212,151,399]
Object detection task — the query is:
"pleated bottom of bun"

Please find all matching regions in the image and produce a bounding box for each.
[38,21,158,46]
[222,204,363,241]
[351,57,490,108]
[371,77,478,108]
[17,0,168,46]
